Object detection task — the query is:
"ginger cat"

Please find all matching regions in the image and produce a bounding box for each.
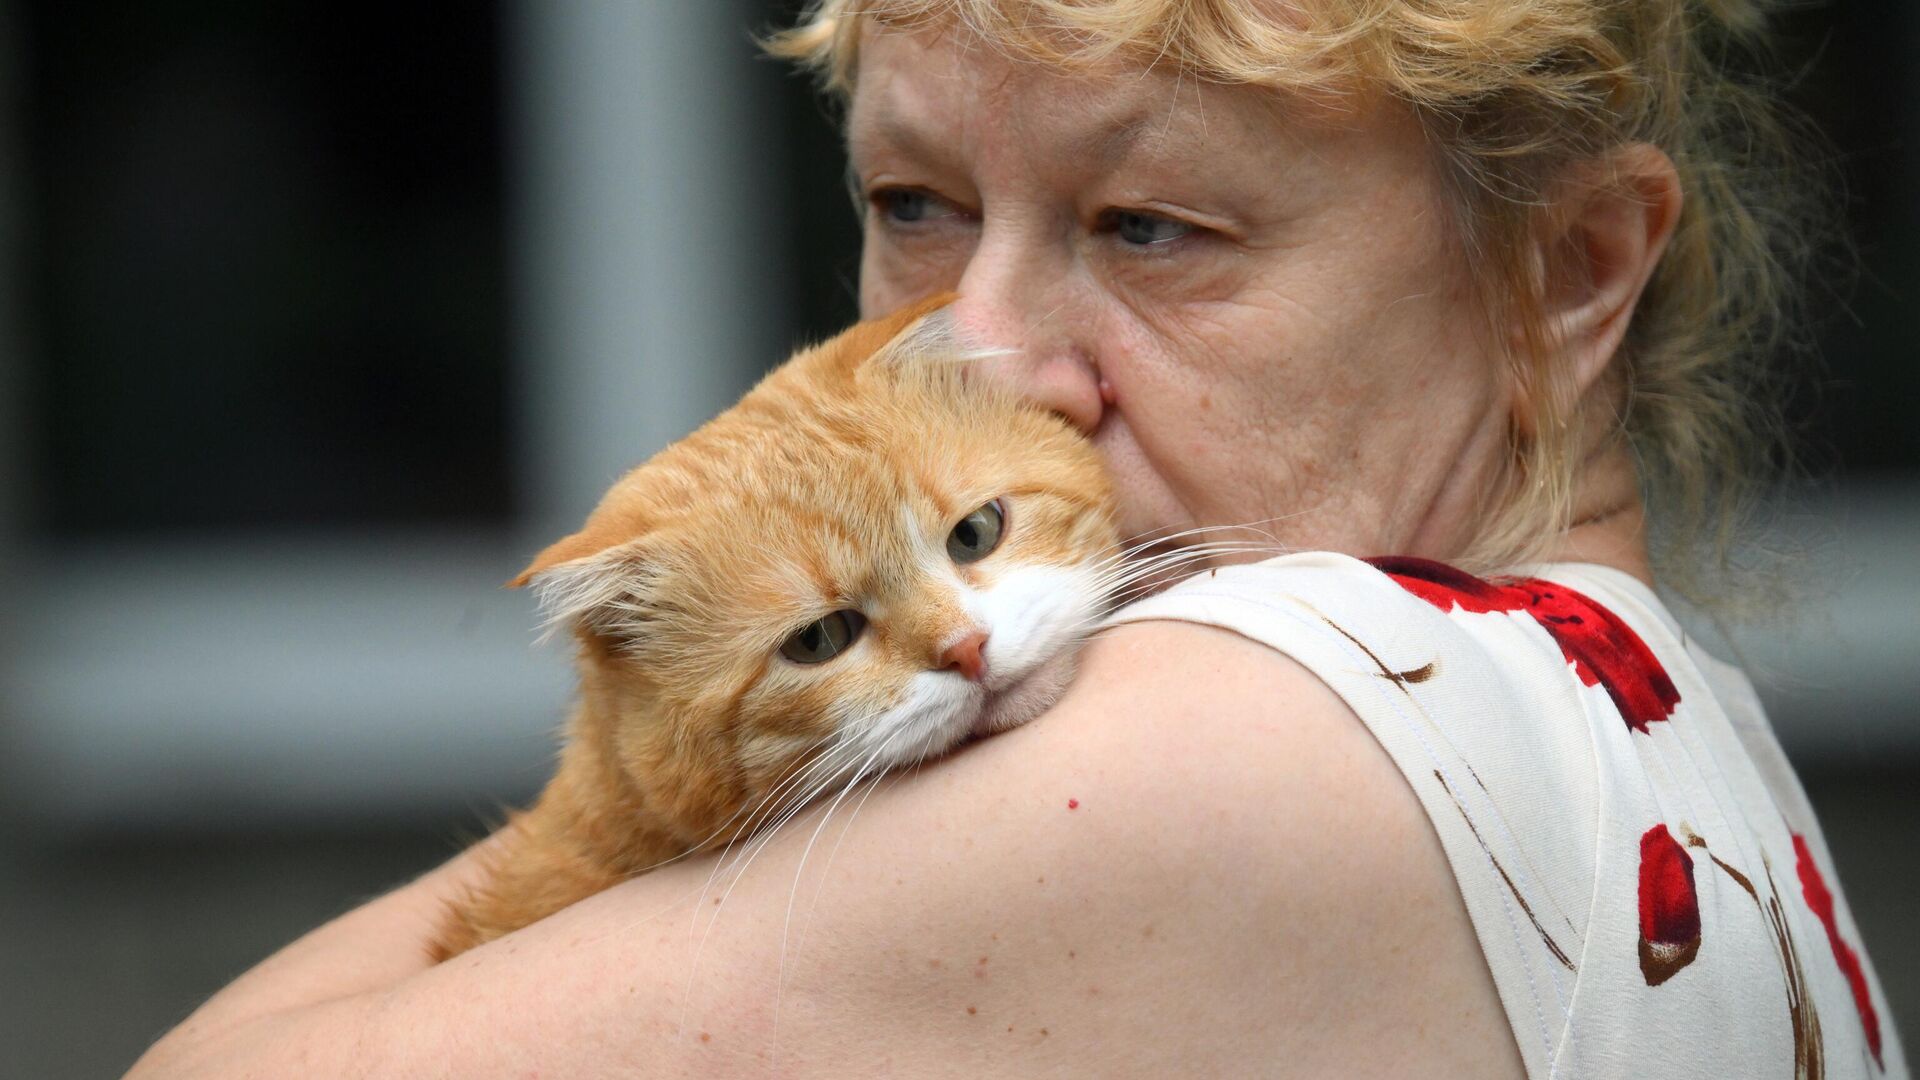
[430,297,1123,960]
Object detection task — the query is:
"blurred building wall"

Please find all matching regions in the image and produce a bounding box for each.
[0,0,789,829]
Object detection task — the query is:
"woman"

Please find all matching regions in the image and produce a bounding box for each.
[130,2,1905,1077]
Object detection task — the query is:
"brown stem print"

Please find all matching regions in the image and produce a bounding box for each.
[1317,605,1581,972]
[1431,770,1575,972]
[1682,827,1826,1079]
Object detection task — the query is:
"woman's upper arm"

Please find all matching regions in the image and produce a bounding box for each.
[148,619,1519,1078]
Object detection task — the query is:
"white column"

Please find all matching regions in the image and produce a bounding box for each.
[508,0,791,542]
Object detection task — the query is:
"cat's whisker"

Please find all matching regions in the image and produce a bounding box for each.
[725,732,892,889]
[1132,527,1292,550]
[1083,540,1287,595]
[771,723,918,1057]
[780,723,913,904]
[727,738,860,844]
[1075,540,1295,615]
[1109,539,1285,576]
[1115,511,1313,553]
[791,700,1015,970]
[698,711,921,1006]
[1101,522,1300,583]
[1087,541,1283,583]
[796,769,892,947]
[920,346,1019,365]
[806,724,942,929]
[691,737,865,943]
[1030,301,1069,334]
[1092,535,1288,575]
[679,735,879,1033]
[629,733,845,882]
[800,733,921,942]
[691,748,839,905]
[1090,530,1282,576]
[1107,537,1288,561]
[787,724,941,965]
[700,738,864,908]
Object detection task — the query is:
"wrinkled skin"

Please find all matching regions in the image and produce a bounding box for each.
[850,27,1520,567]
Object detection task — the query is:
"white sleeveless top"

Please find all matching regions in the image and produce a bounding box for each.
[1107,552,1907,1080]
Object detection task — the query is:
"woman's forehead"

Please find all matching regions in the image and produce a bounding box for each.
[853,28,1220,148]
[847,24,1400,182]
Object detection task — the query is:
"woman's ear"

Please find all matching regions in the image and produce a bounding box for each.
[1533,143,1684,399]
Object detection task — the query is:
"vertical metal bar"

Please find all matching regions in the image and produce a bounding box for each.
[508,0,790,544]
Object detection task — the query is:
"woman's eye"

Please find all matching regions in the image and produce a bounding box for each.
[1100,209,1195,246]
[947,499,1006,564]
[780,609,867,665]
[872,187,960,225]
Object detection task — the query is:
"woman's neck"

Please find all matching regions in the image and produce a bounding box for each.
[1540,437,1654,585]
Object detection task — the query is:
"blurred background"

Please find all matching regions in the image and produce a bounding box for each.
[0,1,1913,1075]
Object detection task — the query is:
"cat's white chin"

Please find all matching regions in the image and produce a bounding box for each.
[969,649,1078,740]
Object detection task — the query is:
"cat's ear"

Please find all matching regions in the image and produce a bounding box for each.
[862,293,1010,376]
[510,525,658,646]
[508,527,626,589]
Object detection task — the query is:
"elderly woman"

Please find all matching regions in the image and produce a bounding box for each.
[132,2,1905,1077]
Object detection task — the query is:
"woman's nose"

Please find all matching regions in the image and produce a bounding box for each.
[949,256,1107,436]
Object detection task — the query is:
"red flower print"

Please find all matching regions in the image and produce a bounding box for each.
[1368,557,1681,732]
[1794,834,1883,1069]
[1637,824,1703,985]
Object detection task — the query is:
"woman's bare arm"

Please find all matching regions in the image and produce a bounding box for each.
[122,836,503,1077]
[128,621,1521,1079]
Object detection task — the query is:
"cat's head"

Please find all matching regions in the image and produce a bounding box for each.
[516,297,1119,843]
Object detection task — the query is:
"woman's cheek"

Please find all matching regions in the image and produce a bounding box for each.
[1088,241,1257,313]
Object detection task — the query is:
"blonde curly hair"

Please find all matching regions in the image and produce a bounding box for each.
[769,0,1820,587]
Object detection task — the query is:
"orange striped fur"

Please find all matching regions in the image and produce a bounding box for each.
[431,298,1117,960]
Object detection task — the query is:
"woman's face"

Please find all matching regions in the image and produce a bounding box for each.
[850,27,1516,561]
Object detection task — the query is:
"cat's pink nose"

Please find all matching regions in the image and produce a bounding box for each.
[939,630,990,682]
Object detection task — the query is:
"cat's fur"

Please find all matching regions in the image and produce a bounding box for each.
[430,296,1119,960]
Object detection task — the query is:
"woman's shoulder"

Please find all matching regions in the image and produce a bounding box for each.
[1122,553,1904,1079]
[788,613,1532,1076]
[130,584,1531,1079]
[1100,552,1601,1076]
[374,611,1532,1078]
[988,614,1531,1076]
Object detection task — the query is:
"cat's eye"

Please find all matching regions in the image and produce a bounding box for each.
[780,609,867,665]
[947,500,1005,564]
